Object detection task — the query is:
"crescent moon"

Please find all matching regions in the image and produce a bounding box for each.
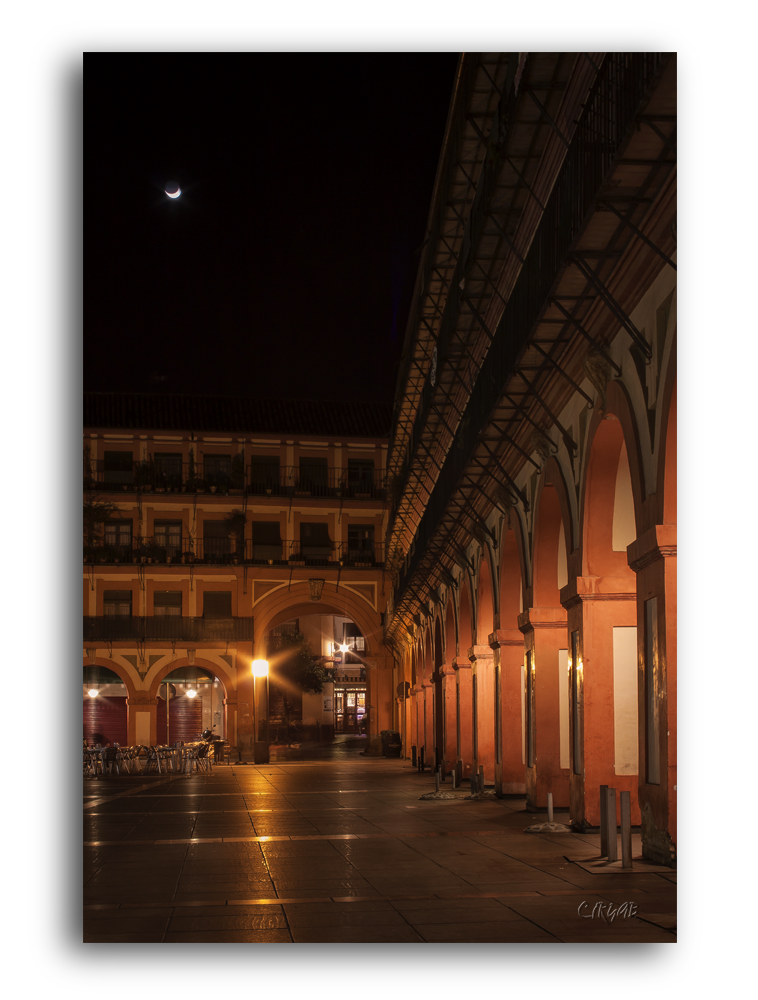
[165,185,181,199]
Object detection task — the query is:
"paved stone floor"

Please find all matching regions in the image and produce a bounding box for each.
[83,752,676,943]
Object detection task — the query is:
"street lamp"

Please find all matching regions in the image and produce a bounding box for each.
[252,659,270,764]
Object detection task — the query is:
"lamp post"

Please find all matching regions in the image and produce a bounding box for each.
[252,659,270,764]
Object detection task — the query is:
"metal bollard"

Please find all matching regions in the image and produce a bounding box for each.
[606,787,618,862]
[478,765,485,792]
[620,791,632,869]
[451,769,457,790]
[411,745,417,767]
[470,775,478,794]
[435,771,440,792]
[419,747,425,772]
[599,784,609,857]
[547,792,554,823]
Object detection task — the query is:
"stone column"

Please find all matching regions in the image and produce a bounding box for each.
[628,524,677,865]
[468,645,496,782]
[518,607,570,810]
[440,662,458,773]
[411,682,424,758]
[422,676,434,762]
[489,629,526,795]
[452,656,473,781]
[562,576,639,829]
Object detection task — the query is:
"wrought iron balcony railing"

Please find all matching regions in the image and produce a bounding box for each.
[84,537,384,568]
[84,462,385,500]
[83,616,255,642]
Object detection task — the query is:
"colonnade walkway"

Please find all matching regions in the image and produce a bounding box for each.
[83,753,676,943]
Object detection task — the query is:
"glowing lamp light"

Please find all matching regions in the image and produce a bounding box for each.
[88,688,99,698]
[186,688,198,698]
[252,659,269,678]
[339,643,349,653]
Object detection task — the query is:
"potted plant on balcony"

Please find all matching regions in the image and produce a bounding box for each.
[83,443,95,492]
[135,459,154,491]
[83,495,119,564]
[224,509,246,565]
[149,543,167,564]
[182,522,196,564]
[135,535,148,564]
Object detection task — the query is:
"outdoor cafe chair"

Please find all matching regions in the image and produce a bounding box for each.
[195,743,212,772]
[100,746,120,775]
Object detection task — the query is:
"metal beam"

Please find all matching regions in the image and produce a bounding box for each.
[523,84,570,149]
[514,371,576,453]
[599,201,677,271]
[530,341,595,406]
[571,255,652,358]
[548,298,622,375]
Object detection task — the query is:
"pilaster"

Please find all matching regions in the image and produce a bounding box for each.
[489,629,526,795]
[452,656,473,779]
[518,607,569,810]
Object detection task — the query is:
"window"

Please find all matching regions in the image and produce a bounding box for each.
[251,521,282,562]
[250,456,280,494]
[153,453,182,488]
[203,591,232,618]
[203,520,229,560]
[298,457,328,495]
[203,455,231,489]
[154,521,182,558]
[343,622,365,664]
[348,525,374,563]
[103,450,134,485]
[348,459,375,495]
[104,520,132,554]
[104,590,132,616]
[154,591,182,617]
[300,522,332,560]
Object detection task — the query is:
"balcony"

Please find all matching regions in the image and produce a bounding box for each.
[84,537,384,568]
[83,616,255,642]
[84,462,385,500]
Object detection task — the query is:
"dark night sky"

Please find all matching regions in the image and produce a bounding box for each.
[84,53,459,403]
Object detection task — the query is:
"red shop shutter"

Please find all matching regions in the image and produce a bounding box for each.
[156,696,203,744]
[83,696,128,745]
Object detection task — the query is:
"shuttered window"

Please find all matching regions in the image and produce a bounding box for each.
[154,591,182,617]
[105,521,132,549]
[104,451,134,485]
[155,521,182,555]
[104,590,132,616]
[250,456,280,487]
[203,591,232,617]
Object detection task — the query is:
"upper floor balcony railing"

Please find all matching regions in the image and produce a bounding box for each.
[84,461,385,501]
[83,615,255,642]
[84,537,385,568]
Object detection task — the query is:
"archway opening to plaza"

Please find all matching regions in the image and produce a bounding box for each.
[263,610,371,745]
[156,666,226,744]
[83,665,127,746]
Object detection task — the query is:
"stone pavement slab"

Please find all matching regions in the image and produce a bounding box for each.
[83,756,676,944]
